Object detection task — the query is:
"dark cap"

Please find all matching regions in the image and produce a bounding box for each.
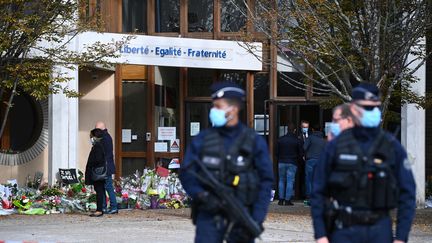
[210,81,245,101]
[351,83,381,101]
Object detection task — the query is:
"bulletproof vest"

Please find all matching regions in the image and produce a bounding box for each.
[200,127,259,206]
[328,129,399,210]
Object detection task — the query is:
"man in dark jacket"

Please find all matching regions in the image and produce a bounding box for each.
[303,124,326,205]
[276,123,303,206]
[95,121,118,214]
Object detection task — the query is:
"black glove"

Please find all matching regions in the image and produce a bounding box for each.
[196,191,221,214]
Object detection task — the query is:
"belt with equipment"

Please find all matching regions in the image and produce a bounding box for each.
[335,208,389,228]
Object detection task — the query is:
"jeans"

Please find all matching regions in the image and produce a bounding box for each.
[278,163,297,200]
[103,175,118,210]
[305,159,318,198]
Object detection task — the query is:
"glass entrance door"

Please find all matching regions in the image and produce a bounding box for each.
[121,80,149,176]
[275,103,332,199]
[185,102,212,149]
[276,104,325,137]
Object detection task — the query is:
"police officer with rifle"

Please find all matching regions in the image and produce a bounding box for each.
[311,83,416,243]
[180,81,274,243]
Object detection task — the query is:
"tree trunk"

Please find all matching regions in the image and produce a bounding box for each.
[0,78,18,139]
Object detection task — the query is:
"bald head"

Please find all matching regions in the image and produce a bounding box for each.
[95,121,106,130]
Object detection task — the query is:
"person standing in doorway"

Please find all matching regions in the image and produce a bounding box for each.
[303,124,326,206]
[299,120,310,142]
[95,121,118,214]
[276,123,303,206]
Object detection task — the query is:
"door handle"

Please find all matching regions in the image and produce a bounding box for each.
[146,132,151,141]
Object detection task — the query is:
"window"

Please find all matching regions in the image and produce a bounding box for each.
[277,72,306,97]
[154,67,180,166]
[218,70,246,88]
[254,73,269,135]
[0,92,44,153]
[122,0,147,33]
[188,0,213,32]
[122,80,148,152]
[155,0,180,32]
[188,68,215,97]
[221,0,246,32]
[254,73,269,114]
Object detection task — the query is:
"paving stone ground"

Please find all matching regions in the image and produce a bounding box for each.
[0,201,431,243]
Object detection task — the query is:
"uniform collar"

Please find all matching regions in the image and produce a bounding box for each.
[216,122,244,136]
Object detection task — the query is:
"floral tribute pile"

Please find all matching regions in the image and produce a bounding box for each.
[0,168,189,216]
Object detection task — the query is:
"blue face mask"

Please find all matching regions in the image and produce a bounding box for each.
[209,108,228,127]
[330,122,341,137]
[302,128,308,133]
[360,107,381,127]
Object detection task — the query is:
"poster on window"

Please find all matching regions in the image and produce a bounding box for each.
[158,127,176,141]
[154,142,168,152]
[170,139,180,153]
[190,122,200,136]
[122,129,132,143]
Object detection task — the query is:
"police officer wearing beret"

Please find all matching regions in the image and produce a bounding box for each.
[180,82,274,243]
[311,83,416,243]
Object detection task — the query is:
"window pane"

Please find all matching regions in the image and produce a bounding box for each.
[218,70,246,88]
[221,0,246,32]
[188,68,215,97]
[155,0,180,32]
[122,0,147,33]
[277,72,305,96]
[254,73,269,114]
[185,102,212,148]
[122,81,147,152]
[188,0,213,32]
[254,73,270,136]
[154,66,180,143]
[4,93,43,152]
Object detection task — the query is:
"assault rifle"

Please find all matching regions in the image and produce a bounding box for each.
[189,159,263,239]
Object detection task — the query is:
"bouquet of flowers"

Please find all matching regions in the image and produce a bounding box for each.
[40,187,63,197]
[48,196,62,210]
[12,195,32,213]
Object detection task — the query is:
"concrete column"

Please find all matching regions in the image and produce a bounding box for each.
[48,66,79,185]
[48,34,79,185]
[401,50,426,207]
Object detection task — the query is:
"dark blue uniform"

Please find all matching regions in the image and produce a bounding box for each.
[311,127,416,242]
[180,122,274,243]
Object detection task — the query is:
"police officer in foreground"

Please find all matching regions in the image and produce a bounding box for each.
[311,83,416,243]
[180,82,274,243]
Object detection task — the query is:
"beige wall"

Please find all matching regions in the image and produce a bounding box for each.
[78,69,116,173]
[0,148,49,185]
[0,69,115,185]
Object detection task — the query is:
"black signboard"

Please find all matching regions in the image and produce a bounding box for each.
[59,169,79,184]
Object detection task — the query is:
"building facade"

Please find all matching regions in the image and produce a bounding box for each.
[0,0,430,204]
